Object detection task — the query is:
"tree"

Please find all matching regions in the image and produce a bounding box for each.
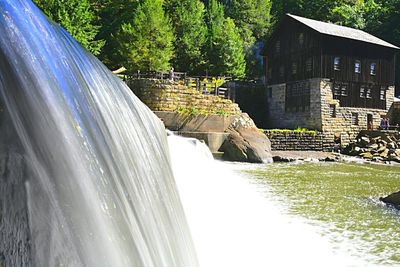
[34,0,104,55]
[164,0,207,74]
[271,0,345,23]
[115,0,175,72]
[330,0,382,30]
[220,0,272,78]
[89,0,139,69]
[222,0,272,45]
[205,0,246,78]
[216,18,246,78]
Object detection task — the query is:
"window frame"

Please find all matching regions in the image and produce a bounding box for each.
[351,113,359,125]
[329,104,336,118]
[275,40,281,54]
[355,60,361,74]
[334,56,341,71]
[370,62,377,76]
[306,57,312,73]
[299,33,304,46]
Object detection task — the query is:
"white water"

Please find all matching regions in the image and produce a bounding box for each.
[0,1,198,266]
[168,135,370,267]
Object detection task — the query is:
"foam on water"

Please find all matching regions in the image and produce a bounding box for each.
[168,135,371,267]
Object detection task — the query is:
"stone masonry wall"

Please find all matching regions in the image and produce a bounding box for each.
[128,79,241,116]
[267,78,394,147]
[320,80,394,145]
[265,131,334,151]
[267,78,323,130]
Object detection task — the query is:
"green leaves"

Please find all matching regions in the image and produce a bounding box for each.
[206,0,246,78]
[164,0,207,74]
[34,0,104,55]
[115,0,174,72]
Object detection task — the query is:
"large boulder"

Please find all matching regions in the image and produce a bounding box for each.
[380,191,400,209]
[221,114,272,163]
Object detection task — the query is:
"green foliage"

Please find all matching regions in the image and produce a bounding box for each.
[34,0,104,55]
[90,0,140,69]
[223,0,272,44]
[266,128,319,135]
[206,0,246,78]
[115,0,175,72]
[164,0,207,74]
[221,0,272,78]
[330,0,382,30]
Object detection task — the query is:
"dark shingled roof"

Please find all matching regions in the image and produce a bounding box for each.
[288,14,400,50]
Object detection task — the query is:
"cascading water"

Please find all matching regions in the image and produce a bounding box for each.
[168,135,372,267]
[0,1,198,266]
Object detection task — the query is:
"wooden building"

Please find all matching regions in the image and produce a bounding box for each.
[262,14,399,146]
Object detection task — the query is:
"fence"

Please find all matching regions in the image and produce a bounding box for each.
[123,71,233,100]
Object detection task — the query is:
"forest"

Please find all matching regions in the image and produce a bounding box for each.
[33,0,400,80]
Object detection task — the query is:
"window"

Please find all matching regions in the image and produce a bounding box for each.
[279,66,284,77]
[352,113,359,125]
[292,62,297,75]
[329,104,336,118]
[306,58,312,73]
[285,81,310,112]
[370,63,377,75]
[268,87,272,98]
[333,82,348,98]
[341,84,348,96]
[380,86,386,100]
[334,57,341,71]
[366,88,372,99]
[275,41,281,54]
[355,60,361,73]
[333,84,341,96]
[299,33,304,45]
[360,86,365,98]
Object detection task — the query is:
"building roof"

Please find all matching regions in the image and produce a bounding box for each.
[288,14,400,50]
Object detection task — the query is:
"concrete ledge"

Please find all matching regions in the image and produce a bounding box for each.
[155,111,235,132]
[174,131,229,153]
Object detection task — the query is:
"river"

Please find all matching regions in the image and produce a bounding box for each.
[169,135,400,267]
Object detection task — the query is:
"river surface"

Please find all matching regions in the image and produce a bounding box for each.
[170,136,400,266]
[248,162,400,266]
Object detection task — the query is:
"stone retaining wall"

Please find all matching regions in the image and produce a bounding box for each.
[267,78,394,146]
[265,130,334,151]
[128,79,241,115]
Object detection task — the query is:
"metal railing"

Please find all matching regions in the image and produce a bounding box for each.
[124,71,233,100]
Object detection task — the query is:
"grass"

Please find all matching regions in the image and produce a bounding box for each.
[263,127,319,135]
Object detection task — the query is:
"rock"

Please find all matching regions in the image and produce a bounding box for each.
[360,136,370,147]
[380,149,389,158]
[367,143,379,150]
[380,191,400,209]
[372,136,381,142]
[349,146,361,156]
[379,140,388,146]
[395,149,400,157]
[387,155,400,163]
[387,142,397,149]
[272,156,294,162]
[221,114,272,163]
[360,152,373,159]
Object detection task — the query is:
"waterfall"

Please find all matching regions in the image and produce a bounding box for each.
[0,1,198,266]
[168,135,369,267]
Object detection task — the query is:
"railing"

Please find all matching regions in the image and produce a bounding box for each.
[123,70,187,81]
[124,71,233,100]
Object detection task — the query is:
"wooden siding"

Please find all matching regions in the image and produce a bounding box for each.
[265,19,322,85]
[264,16,397,110]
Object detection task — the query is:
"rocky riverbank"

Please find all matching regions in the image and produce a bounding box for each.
[342,130,400,163]
[380,191,400,210]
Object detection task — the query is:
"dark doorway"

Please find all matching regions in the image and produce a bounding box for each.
[367,114,373,130]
